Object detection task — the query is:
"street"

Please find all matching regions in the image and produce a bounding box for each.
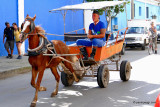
[0,44,160,107]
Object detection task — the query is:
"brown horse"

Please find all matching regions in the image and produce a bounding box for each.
[20,14,79,107]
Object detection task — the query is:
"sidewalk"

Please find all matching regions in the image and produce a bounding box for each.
[0,55,31,79]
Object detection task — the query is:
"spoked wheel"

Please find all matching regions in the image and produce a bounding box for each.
[97,65,109,88]
[120,60,131,81]
[61,71,74,86]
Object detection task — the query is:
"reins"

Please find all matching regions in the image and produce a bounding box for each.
[27,32,88,37]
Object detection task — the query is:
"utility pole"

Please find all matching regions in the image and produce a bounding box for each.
[131,0,134,19]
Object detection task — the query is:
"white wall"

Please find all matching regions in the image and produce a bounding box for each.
[18,0,25,54]
[84,10,93,34]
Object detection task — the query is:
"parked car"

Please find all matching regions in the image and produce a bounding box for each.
[156,23,160,41]
[125,19,154,50]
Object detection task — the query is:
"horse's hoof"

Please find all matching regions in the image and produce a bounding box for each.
[30,102,36,107]
[51,92,57,97]
[75,79,79,82]
[39,87,47,91]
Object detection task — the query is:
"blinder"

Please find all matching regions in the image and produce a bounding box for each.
[26,18,35,33]
[21,18,35,35]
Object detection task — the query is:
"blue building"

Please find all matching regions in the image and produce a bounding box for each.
[0,0,160,56]
[111,0,160,32]
[0,0,84,56]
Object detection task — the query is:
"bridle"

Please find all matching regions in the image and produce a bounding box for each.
[21,18,36,35]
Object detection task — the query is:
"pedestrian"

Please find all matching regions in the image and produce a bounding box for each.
[3,22,14,58]
[12,23,22,59]
[149,22,157,54]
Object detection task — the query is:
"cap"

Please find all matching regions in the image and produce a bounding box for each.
[93,10,99,15]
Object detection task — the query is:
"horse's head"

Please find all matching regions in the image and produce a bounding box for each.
[20,14,36,42]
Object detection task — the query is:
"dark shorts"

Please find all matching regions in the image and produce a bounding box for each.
[4,40,14,50]
[16,41,22,43]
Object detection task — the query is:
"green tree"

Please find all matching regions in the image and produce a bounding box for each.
[86,0,130,31]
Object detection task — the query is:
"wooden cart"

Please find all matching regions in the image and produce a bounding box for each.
[48,1,131,88]
[57,28,132,88]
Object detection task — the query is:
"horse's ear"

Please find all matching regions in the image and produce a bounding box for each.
[33,14,36,20]
[26,14,29,17]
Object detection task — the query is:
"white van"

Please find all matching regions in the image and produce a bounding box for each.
[125,19,153,50]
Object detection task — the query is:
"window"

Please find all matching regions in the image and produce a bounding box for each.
[139,7,141,16]
[146,7,149,18]
[126,27,144,34]
[156,25,160,31]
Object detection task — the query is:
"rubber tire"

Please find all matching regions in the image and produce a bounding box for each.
[141,40,146,50]
[61,71,74,86]
[97,65,109,88]
[130,47,135,49]
[121,44,125,55]
[120,60,131,81]
[141,45,145,50]
[112,55,116,58]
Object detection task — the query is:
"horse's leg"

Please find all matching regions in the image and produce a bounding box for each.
[30,66,46,91]
[31,66,38,88]
[63,61,79,82]
[50,67,60,97]
[30,67,45,107]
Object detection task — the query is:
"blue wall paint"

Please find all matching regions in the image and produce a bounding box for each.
[111,3,131,32]
[0,0,160,56]
[134,0,145,19]
[111,0,160,34]
[0,0,18,56]
[24,0,84,51]
[134,0,160,22]
[145,3,160,22]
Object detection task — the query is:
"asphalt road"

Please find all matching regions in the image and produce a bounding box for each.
[0,44,160,107]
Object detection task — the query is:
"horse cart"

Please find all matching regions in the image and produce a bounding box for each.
[47,1,132,88]
[20,1,132,106]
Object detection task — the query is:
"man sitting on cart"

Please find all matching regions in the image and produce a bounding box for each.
[76,10,106,60]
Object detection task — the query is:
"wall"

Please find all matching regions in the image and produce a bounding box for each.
[0,0,18,56]
[145,3,160,22]
[24,0,84,49]
[134,0,160,22]
[0,0,84,56]
[111,0,160,34]
[111,3,131,31]
[134,0,146,19]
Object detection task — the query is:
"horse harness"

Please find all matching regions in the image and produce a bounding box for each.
[23,18,36,35]
[22,18,56,56]
[27,37,55,56]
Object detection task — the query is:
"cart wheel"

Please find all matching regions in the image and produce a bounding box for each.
[61,72,74,86]
[141,40,146,50]
[120,60,131,81]
[141,45,145,50]
[97,65,109,88]
[121,44,125,55]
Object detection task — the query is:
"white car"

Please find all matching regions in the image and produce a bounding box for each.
[125,19,153,50]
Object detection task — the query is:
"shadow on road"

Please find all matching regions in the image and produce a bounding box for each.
[36,78,160,107]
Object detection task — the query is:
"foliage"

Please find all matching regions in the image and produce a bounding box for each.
[86,0,130,30]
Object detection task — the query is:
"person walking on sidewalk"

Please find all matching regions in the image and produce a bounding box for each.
[76,10,106,60]
[12,23,22,59]
[3,22,14,58]
[149,22,157,54]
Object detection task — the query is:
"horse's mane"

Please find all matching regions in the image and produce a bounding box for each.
[35,26,45,34]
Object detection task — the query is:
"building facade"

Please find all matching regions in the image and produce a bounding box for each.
[0,0,160,56]
[111,0,160,32]
[0,0,84,56]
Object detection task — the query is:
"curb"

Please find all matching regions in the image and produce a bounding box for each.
[0,66,32,79]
